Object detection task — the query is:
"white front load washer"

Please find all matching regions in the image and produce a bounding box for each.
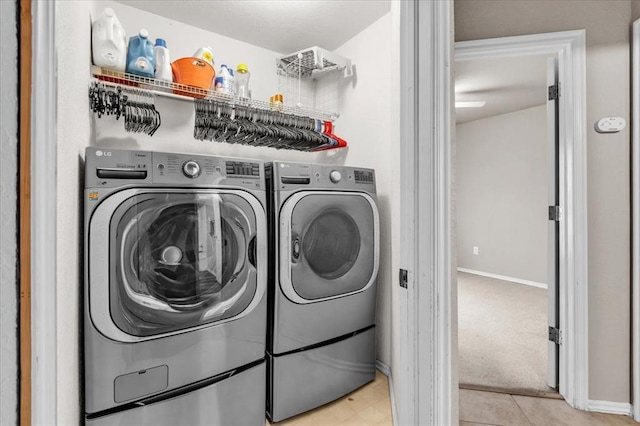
[84,147,267,425]
[266,161,380,422]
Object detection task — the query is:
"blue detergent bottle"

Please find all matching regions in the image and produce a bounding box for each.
[126,29,155,77]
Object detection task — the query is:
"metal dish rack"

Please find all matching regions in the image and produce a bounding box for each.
[277,47,353,121]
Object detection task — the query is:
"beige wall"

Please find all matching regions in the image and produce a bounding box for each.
[634,0,640,20]
[456,106,548,284]
[455,0,632,404]
[335,13,393,364]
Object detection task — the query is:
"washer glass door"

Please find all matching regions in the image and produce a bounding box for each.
[282,192,378,301]
[110,191,257,337]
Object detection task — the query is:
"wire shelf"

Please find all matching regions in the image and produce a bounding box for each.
[91,66,337,122]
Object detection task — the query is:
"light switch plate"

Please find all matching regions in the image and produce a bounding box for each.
[595,117,626,133]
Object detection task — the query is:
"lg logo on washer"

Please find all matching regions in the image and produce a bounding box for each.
[95,150,112,157]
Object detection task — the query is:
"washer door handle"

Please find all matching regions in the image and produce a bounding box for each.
[292,236,301,262]
[248,236,257,268]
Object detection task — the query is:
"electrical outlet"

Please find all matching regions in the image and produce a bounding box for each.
[473,246,479,255]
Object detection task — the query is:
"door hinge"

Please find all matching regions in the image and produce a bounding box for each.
[548,326,562,345]
[548,83,560,100]
[399,269,408,289]
[548,205,562,221]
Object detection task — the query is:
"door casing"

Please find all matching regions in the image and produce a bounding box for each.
[27,1,58,424]
[631,17,640,423]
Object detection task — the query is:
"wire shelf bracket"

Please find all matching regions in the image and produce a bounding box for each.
[277,46,353,79]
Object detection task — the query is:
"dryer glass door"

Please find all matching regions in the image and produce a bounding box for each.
[110,191,258,337]
[282,192,378,302]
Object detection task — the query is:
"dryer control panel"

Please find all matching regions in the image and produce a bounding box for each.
[271,161,376,192]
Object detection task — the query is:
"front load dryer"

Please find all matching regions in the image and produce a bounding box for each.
[84,147,267,425]
[266,161,380,422]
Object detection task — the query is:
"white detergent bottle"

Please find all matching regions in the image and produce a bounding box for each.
[154,38,172,82]
[215,64,235,95]
[91,8,127,72]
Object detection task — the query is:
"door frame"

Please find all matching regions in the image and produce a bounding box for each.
[396,1,453,424]
[632,17,640,423]
[454,31,588,409]
[26,0,58,423]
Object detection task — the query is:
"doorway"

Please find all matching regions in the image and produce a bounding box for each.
[452,30,589,410]
[454,53,558,395]
[395,3,589,420]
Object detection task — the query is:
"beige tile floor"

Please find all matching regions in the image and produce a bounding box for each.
[460,388,638,426]
[267,369,392,426]
[268,372,638,425]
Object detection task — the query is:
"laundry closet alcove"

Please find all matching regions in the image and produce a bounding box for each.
[59,1,398,424]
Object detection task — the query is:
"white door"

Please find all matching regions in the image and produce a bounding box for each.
[632,17,640,423]
[547,56,560,389]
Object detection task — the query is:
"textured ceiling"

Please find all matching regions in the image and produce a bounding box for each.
[455,54,550,124]
[115,0,391,54]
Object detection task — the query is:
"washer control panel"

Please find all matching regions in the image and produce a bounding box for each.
[85,147,264,190]
[154,153,261,188]
[329,170,342,183]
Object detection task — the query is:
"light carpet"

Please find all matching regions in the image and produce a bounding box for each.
[458,272,555,394]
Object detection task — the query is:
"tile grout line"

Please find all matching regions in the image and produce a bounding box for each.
[460,421,505,426]
[509,394,535,425]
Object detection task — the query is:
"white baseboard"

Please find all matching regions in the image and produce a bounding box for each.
[384,364,398,426]
[376,359,391,376]
[587,400,632,416]
[457,268,548,289]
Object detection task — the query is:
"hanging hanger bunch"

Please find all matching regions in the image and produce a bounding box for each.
[193,99,347,151]
[123,88,162,136]
[89,81,125,119]
[89,81,161,137]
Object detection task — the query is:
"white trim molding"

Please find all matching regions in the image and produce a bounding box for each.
[395,0,417,424]
[387,368,399,426]
[456,30,589,411]
[31,0,58,424]
[588,400,633,417]
[397,0,453,425]
[632,17,640,424]
[457,268,548,289]
[375,360,391,377]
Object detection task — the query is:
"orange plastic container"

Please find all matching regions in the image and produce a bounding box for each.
[171,57,215,98]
